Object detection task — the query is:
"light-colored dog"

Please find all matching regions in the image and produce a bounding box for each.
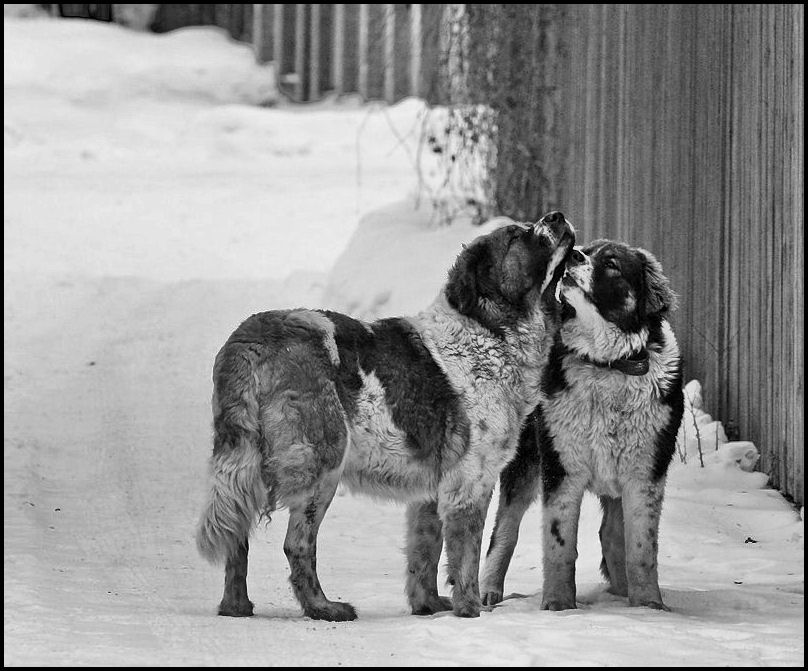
[196,212,575,620]
[481,239,683,611]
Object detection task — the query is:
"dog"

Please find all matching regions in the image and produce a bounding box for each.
[480,238,683,611]
[195,212,575,621]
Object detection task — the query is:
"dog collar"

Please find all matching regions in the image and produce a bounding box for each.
[579,349,650,376]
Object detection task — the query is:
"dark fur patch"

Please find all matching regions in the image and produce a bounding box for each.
[320,310,373,417]
[323,312,470,469]
[646,314,666,352]
[652,366,684,481]
[368,318,469,465]
[550,519,565,546]
[582,240,648,332]
[541,333,569,398]
[499,411,541,507]
[536,405,567,503]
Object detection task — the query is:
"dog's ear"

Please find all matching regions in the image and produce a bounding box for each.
[445,242,486,315]
[638,247,678,315]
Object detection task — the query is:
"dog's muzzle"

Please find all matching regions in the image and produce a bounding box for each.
[533,210,575,249]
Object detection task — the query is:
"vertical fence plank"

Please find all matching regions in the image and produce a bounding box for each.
[273,4,284,74]
[294,3,306,100]
[358,4,369,99]
[252,4,266,63]
[410,4,422,98]
[309,3,321,100]
[789,3,804,504]
[332,4,345,95]
[384,4,395,103]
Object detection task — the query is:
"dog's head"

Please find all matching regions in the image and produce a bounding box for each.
[445,211,575,333]
[560,239,678,333]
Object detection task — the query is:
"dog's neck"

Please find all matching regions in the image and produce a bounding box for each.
[577,348,650,376]
[414,291,554,407]
[560,319,650,374]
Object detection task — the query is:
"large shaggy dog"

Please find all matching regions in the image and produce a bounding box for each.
[480,239,683,611]
[196,212,575,620]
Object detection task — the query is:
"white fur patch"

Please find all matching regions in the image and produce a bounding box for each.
[341,369,436,501]
[561,281,648,362]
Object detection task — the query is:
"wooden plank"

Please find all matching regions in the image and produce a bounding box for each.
[358,4,369,99]
[410,4,422,98]
[384,4,395,103]
[294,3,306,100]
[366,3,386,100]
[252,4,266,63]
[791,4,804,504]
[273,4,284,73]
[332,4,345,95]
[309,3,321,100]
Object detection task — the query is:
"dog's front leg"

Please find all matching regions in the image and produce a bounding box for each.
[439,487,493,618]
[621,479,669,611]
[541,477,586,611]
[406,499,453,615]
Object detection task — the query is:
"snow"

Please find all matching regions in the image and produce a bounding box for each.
[4,14,804,667]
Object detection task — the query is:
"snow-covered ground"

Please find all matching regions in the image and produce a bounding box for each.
[4,14,803,667]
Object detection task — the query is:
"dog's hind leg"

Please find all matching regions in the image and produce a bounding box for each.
[284,468,357,621]
[480,423,541,606]
[218,539,253,616]
[622,480,669,611]
[406,499,452,615]
[598,496,628,597]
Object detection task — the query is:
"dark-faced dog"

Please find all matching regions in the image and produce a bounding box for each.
[480,239,683,611]
[196,212,575,621]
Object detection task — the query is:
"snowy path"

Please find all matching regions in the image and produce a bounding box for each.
[4,15,803,667]
[5,274,802,667]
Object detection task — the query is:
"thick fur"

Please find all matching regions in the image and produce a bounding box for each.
[196,212,575,620]
[481,239,684,611]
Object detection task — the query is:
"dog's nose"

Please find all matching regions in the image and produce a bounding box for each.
[540,211,566,226]
[569,248,586,265]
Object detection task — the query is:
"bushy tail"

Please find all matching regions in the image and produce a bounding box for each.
[196,350,268,565]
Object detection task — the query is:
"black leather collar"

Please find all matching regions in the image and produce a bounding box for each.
[579,348,650,376]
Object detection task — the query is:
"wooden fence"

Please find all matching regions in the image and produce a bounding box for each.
[251,4,446,103]
[552,4,803,505]
[150,4,446,104]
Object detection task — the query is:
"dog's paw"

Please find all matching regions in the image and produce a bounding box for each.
[481,589,503,606]
[541,598,577,611]
[629,598,670,612]
[305,601,358,622]
[452,595,482,618]
[218,598,254,617]
[411,595,453,616]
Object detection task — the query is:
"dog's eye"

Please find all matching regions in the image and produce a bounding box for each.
[604,258,620,271]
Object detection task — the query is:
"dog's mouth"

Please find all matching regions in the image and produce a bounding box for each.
[535,212,576,303]
[557,270,583,319]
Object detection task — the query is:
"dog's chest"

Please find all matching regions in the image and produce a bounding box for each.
[547,362,669,495]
